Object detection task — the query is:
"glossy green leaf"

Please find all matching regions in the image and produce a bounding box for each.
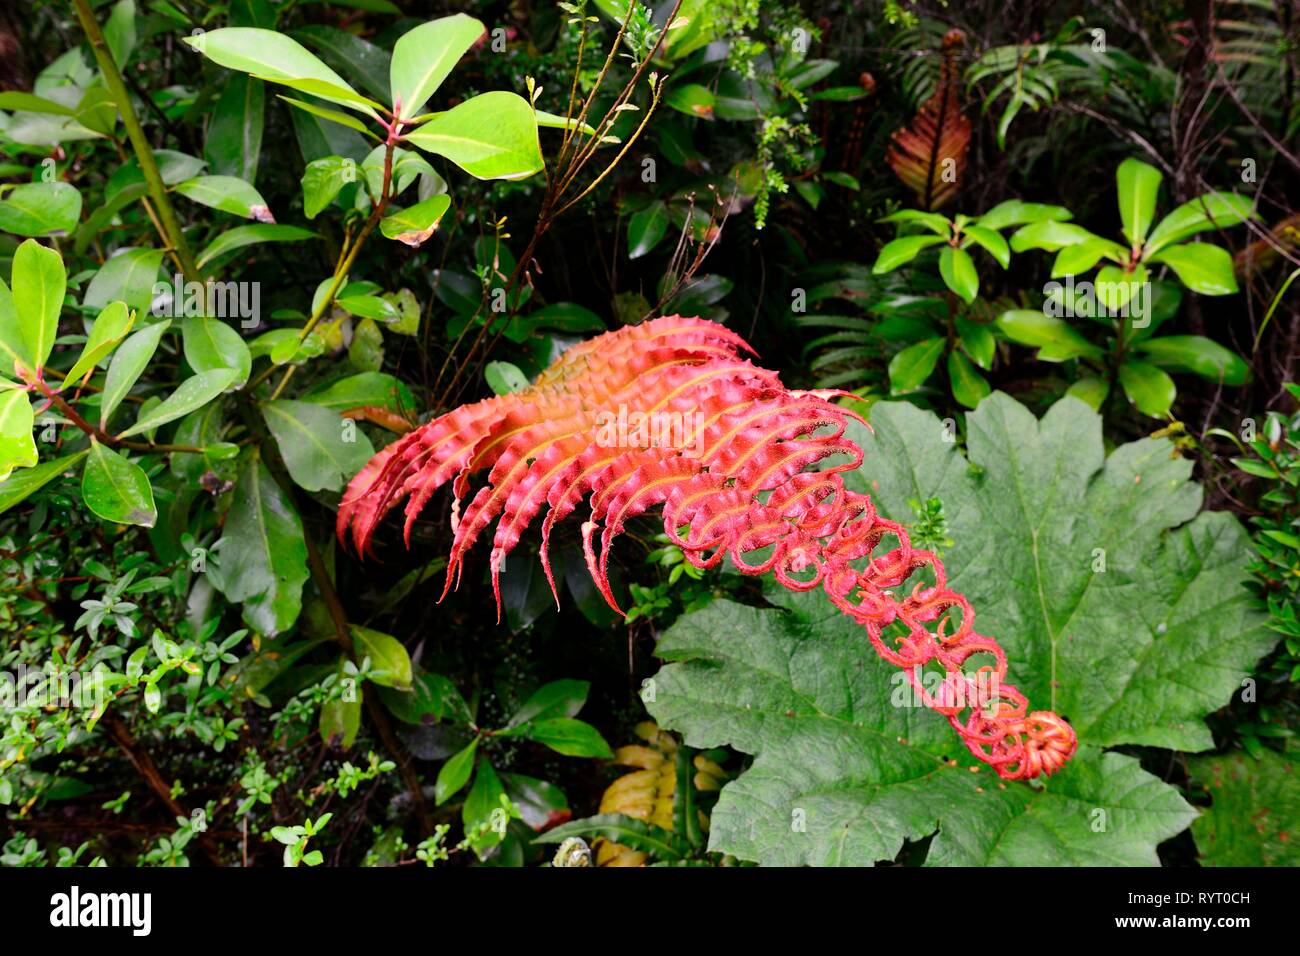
[1009,219,1098,252]
[182,317,252,388]
[1116,158,1162,245]
[1066,376,1110,410]
[436,739,479,805]
[996,309,1102,361]
[872,235,945,273]
[1148,243,1238,296]
[81,439,156,527]
[301,156,357,219]
[262,399,374,492]
[485,361,529,395]
[389,14,483,118]
[976,200,1073,231]
[1146,192,1255,255]
[0,389,37,480]
[119,369,238,438]
[11,239,65,376]
[379,194,451,247]
[84,247,164,317]
[521,718,613,758]
[507,679,589,729]
[205,73,264,182]
[1137,335,1249,385]
[403,91,543,181]
[961,225,1009,268]
[66,301,134,384]
[628,201,670,259]
[100,320,169,429]
[938,246,979,303]
[175,175,274,222]
[888,337,945,393]
[947,349,989,409]
[0,182,82,237]
[953,315,995,369]
[1118,360,1177,416]
[196,224,315,271]
[0,450,88,515]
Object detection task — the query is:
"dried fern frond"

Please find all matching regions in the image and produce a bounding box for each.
[339,315,1077,781]
[885,28,972,210]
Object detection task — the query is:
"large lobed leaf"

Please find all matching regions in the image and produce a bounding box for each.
[646,394,1273,865]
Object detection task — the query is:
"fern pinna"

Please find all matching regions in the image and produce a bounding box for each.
[338,316,1077,782]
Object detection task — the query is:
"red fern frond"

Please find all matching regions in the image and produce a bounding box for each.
[339,315,1077,781]
[885,28,972,210]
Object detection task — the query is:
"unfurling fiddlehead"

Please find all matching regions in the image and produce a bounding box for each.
[338,316,1077,781]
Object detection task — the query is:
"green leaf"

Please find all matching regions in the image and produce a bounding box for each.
[877,209,950,234]
[11,239,65,376]
[1009,220,1098,252]
[871,235,945,273]
[261,399,374,492]
[320,692,361,747]
[648,395,1272,864]
[403,91,543,181]
[888,337,945,393]
[0,389,36,480]
[1147,242,1238,296]
[484,361,529,395]
[182,317,252,388]
[175,175,275,222]
[961,225,1009,268]
[0,182,82,236]
[0,92,74,115]
[301,156,357,219]
[100,320,169,429]
[507,679,589,729]
[348,317,384,371]
[389,14,484,119]
[996,309,1102,361]
[520,718,613,758]
[953,315,994,369]
[81,439,156,527]
[1066,376,1109,410]
[1189,748,1300,866]
[628,201,669,259]
[303,371,414,415]
[938,246,978,303]
[664,83,716,118]
[208,456,309,636]
[84,247,164,317]
[279,96,374,137]
[379,194,451,247]
[291,25,391,102]
[947,349,989,409]
[976,200,1073,231]
[118,369,238,438]
[66,302,134,384]
[378,670,469,725]
[350,624,412,690]
[436,739,479,805]
[1137,335,1249,385]
[462,758,507,856]
[1116,158,1163,246]
[1145,191,1255,255]
[1118,359,1177,417]
[1051,237,1125,278]
[196,224,315,271]
[0,450,88,516]
[184,28,377,115]
[205,73,264,182]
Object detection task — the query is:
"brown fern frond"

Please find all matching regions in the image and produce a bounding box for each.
[339,315,1077,782]
[885,28,972,210]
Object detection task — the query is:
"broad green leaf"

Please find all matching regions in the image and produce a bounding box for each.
[871,235,945,273]
[877,209,950,234]
[197,224,315,271]
[66,301,134,383]
[182,317,252,387]
[1137,335,1249,385]
[261,399,374,492]
[1066,376,1109,410]
[403,91,543,181]
[350,624,412,690]
[649,395,1272,864]
[953,315,994,369]
[0,182,82,236]
[1118,359,1177,417]
[348,317,383,371]
[389,14,484,119]
[0,92,74,115]
[485,361,529,395]
[301,155,357,219]
[81,439,156,527]
[0,279,22,378]
[996,309,1102,361]
[938,246,978,302]
[532,110,596,135]
[507,679,589,729]
[100,320,169,429]
[380,194,451,247]
[628,201,670,259]
[1189,748,1300,866]
[975,200,1073,231]
[0,450,88,515]
[961,225,1009,268]
[281,95,375,138]
[1148,242,1238,296]
[336,295,398,322]
[205,73,264,182]
[462,758,507,856]
[208,455,309,636]
[362,145,433,202]
[291,25,391,102]
[304,371,414,415]
[175,175,274,222]
[1051,237,1124,278]
[0,389,36,480]
[1145,191,1255,255]
[1095,263,1148,312]
[378,669,469,725]
[947,349,989,408]
[888,337,944,393]
[436,739,479,805]
[1116,158,1162,245]
[84,247,165,317]
[103,0,137,67]
[11,239,65,375]
[118,369,238,438]
[184,28,377,115]
[664,83,715,118]
[520,718,613,758]
[320,689,362,747]
[104,151,206,207]
[1009,220,1097,252]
